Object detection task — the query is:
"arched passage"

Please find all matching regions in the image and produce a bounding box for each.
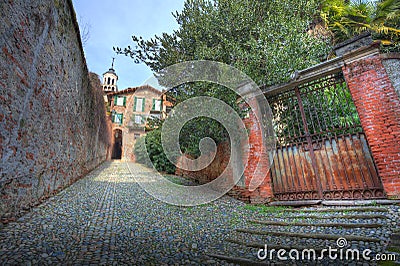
[111,129,122,159]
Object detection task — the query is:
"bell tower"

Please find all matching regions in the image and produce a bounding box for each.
[102,58,118,93]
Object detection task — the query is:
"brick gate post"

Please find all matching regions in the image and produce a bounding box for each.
[338,37,400,199]
[241,98,274,203]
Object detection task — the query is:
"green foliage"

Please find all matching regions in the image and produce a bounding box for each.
[117,0,330,157]
[270,74,362,146]
[133,135,148,164]
[178,116,228,157]
[321,0,400,50]
[116,0,330,86]
[133,129,176,174]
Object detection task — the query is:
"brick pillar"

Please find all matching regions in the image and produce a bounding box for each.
[341,45,400,199]
[241,106,274,203]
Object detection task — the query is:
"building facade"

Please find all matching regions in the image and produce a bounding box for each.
[107,85,164,161]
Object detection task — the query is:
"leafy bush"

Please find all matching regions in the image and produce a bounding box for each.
[133,135,148,165]
[133,129,176,174]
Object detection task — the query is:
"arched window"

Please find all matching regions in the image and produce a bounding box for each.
[112,79,114,85]
[107,77,111,85]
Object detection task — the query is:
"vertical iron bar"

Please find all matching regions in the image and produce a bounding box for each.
[295,86,323,199]
[293,95,310,191]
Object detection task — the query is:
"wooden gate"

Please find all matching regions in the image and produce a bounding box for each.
[267,72,386,200]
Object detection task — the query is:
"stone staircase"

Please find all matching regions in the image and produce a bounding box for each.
[207,205,400,265]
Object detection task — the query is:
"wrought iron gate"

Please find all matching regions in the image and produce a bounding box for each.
[267,72,385,200]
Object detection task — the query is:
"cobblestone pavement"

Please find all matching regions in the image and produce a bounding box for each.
[0,161,399,265]
[0,161,247,265]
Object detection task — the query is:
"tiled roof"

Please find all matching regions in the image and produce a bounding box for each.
[108,85,162,96]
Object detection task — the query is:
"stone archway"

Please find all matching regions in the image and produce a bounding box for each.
[111,129,123,159]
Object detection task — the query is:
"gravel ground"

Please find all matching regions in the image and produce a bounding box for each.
[0,161,399,265]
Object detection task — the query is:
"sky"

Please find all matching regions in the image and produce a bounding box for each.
[72,0,184,90]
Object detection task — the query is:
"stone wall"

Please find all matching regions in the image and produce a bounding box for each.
[0,0,111,221]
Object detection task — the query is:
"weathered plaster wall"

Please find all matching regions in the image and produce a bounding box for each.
[0,0,111,221]
[382,53,400,99]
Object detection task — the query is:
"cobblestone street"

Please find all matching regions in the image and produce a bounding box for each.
[1,161,399,265]
[0,161,249,265]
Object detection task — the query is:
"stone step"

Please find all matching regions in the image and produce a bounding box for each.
[226,237,325,253]
[207,253,277,266]
[273,214,388,220]
[236,228,382,243]
[248,219,383,228]
[284,207,388,213]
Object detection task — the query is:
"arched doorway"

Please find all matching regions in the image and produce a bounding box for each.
[112,129,122,159]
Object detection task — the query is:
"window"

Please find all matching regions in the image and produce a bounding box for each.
[134,133,141,140]
[107,77,111,85]
[152,99,162,111]
[114,96,126,107]
[134,97,145,112]
[112,113,123,125]
[134,115,143,124]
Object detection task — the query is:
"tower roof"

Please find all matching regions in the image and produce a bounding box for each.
[103,58,118,77]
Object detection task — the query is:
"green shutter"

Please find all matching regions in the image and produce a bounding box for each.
[133,97,137,111]
[120,114,123,125]
[123,96,126,107]
[142,98,145,112]
[152,99,155,110]
[111,113,115,123]
[114,96,117,105]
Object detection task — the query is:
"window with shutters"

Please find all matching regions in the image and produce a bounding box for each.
[152,99,162,111]
[134,97,145,112]
[112,113,123,125]
[114,96,126,107]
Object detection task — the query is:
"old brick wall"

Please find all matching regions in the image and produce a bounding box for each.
[0,0,111,221]
[342,51,400,199]
[175,108,274,203]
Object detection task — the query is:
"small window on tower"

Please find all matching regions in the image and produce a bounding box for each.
[107,77,111,85]
[112,79,114,85]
